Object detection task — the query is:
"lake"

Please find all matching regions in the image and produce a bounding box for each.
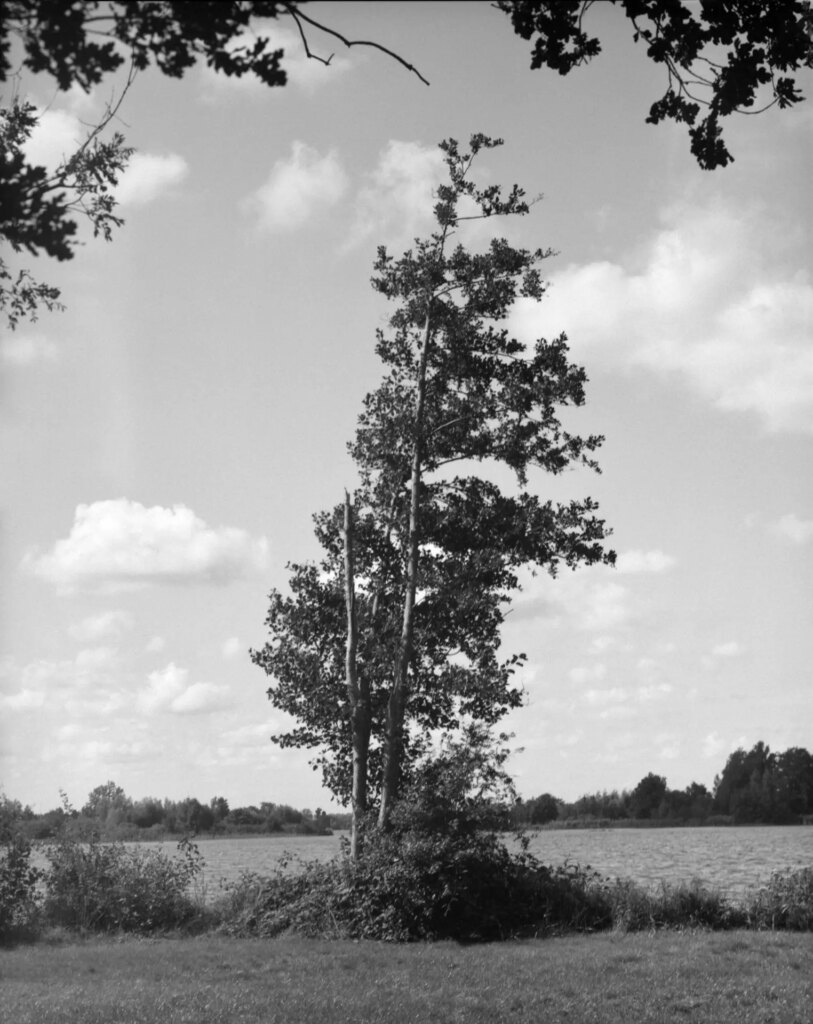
[138,825,812,901]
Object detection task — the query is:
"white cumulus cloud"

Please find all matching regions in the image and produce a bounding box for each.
[22,108,83,172]
[115,153,189,206]
[69,610,134,642]
[770,513,813,545]
[509,199,813,433]
[25,498,269,593]
[347,140,446,248]
[246,141,348,232]
[139,662,230,715]
[711,641,743,658]
[615,549,676,574]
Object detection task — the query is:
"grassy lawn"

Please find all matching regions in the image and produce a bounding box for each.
[1,930,811,1023]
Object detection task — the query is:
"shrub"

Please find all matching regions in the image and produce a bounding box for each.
[0,829,43,941]
[43,824,205,934]
[745,867,813,931]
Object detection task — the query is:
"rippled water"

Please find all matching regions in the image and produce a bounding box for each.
[145,825,812,899]
[521,826,813,895]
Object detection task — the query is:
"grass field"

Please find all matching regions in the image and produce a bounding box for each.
[2,931,811,1023]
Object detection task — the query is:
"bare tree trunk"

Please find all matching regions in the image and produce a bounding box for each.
[378,313,432,829]
[343,491,370,861]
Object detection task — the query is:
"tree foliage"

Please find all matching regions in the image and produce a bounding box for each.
[498,0,813,169]
[252,134,615,839]
[714,742,813,823]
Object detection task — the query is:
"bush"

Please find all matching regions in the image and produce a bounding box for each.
[218,728,614,942]
[0,830,43,941]
[745,867,813,931]
[43,825,205,934]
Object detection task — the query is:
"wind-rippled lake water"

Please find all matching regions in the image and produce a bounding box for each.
[134,825,812,900]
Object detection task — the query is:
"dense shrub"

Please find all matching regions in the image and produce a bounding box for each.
[218,730,613,942]
[43,827,205,933]
[745,868,813,931]
[0,830,43,941]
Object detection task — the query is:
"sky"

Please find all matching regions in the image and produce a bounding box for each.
[1,2,811,813]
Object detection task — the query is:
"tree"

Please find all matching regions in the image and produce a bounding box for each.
[0,1,426,327]
[497,0,813,169]
[630,771,668,819]
[81,780,131,822]
[252,134,615,850]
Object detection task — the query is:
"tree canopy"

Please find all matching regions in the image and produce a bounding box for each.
[251,135,615,846]
[498,0,813,169]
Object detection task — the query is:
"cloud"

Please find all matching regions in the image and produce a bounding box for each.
[25,498,269,593]
[347,140,446,248]
[514,567,632,634]
[77,738,156,764]
[770,513,813,545]
[637,683,673,701]
[568,663,606,685]
[221,720,279,746]
[0,335,58,367]
[702,732,728,758]
[710,641,742,658]
[615,549,676,574]
[509,199,813,433]
[245,141,348,232]
[0,688,47,711]
[145,636,166,654]
[583,686,629,707]
[0,648,121,712]
[114,153,189,206]
[138,662,231,715]
[170,681,231,714]
[22,108,83,172]
[68,610,134,643]
[221,637,242,659]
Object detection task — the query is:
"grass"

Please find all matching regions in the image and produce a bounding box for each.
[2,930,811,1023]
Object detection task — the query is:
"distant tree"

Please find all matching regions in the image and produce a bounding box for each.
[130,798,163,830]
[714,741,774,821]
[630,772,668,819]
[774,747,813,818]
[210,796,230,824]
[498,0,813,169]
[525,792,560,825]
[81,780,131,822]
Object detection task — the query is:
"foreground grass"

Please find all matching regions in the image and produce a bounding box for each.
[2,931,811,1023]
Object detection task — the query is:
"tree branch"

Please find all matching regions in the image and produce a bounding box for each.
[283,4,430,85]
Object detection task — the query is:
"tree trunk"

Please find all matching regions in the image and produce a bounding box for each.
[378,313,432,828]
[343,491,370,861]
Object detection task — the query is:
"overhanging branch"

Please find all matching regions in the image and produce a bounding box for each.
[283,4,430,85]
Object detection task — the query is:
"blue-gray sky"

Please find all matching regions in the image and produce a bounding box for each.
[2,3,811,811]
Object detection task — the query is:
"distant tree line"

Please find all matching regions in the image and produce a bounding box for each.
[9,781,340,840]
[7,741,811,839]
[515,743,813,828]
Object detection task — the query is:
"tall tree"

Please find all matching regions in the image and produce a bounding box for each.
[498,0,813,169]
[252,135,615,845]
